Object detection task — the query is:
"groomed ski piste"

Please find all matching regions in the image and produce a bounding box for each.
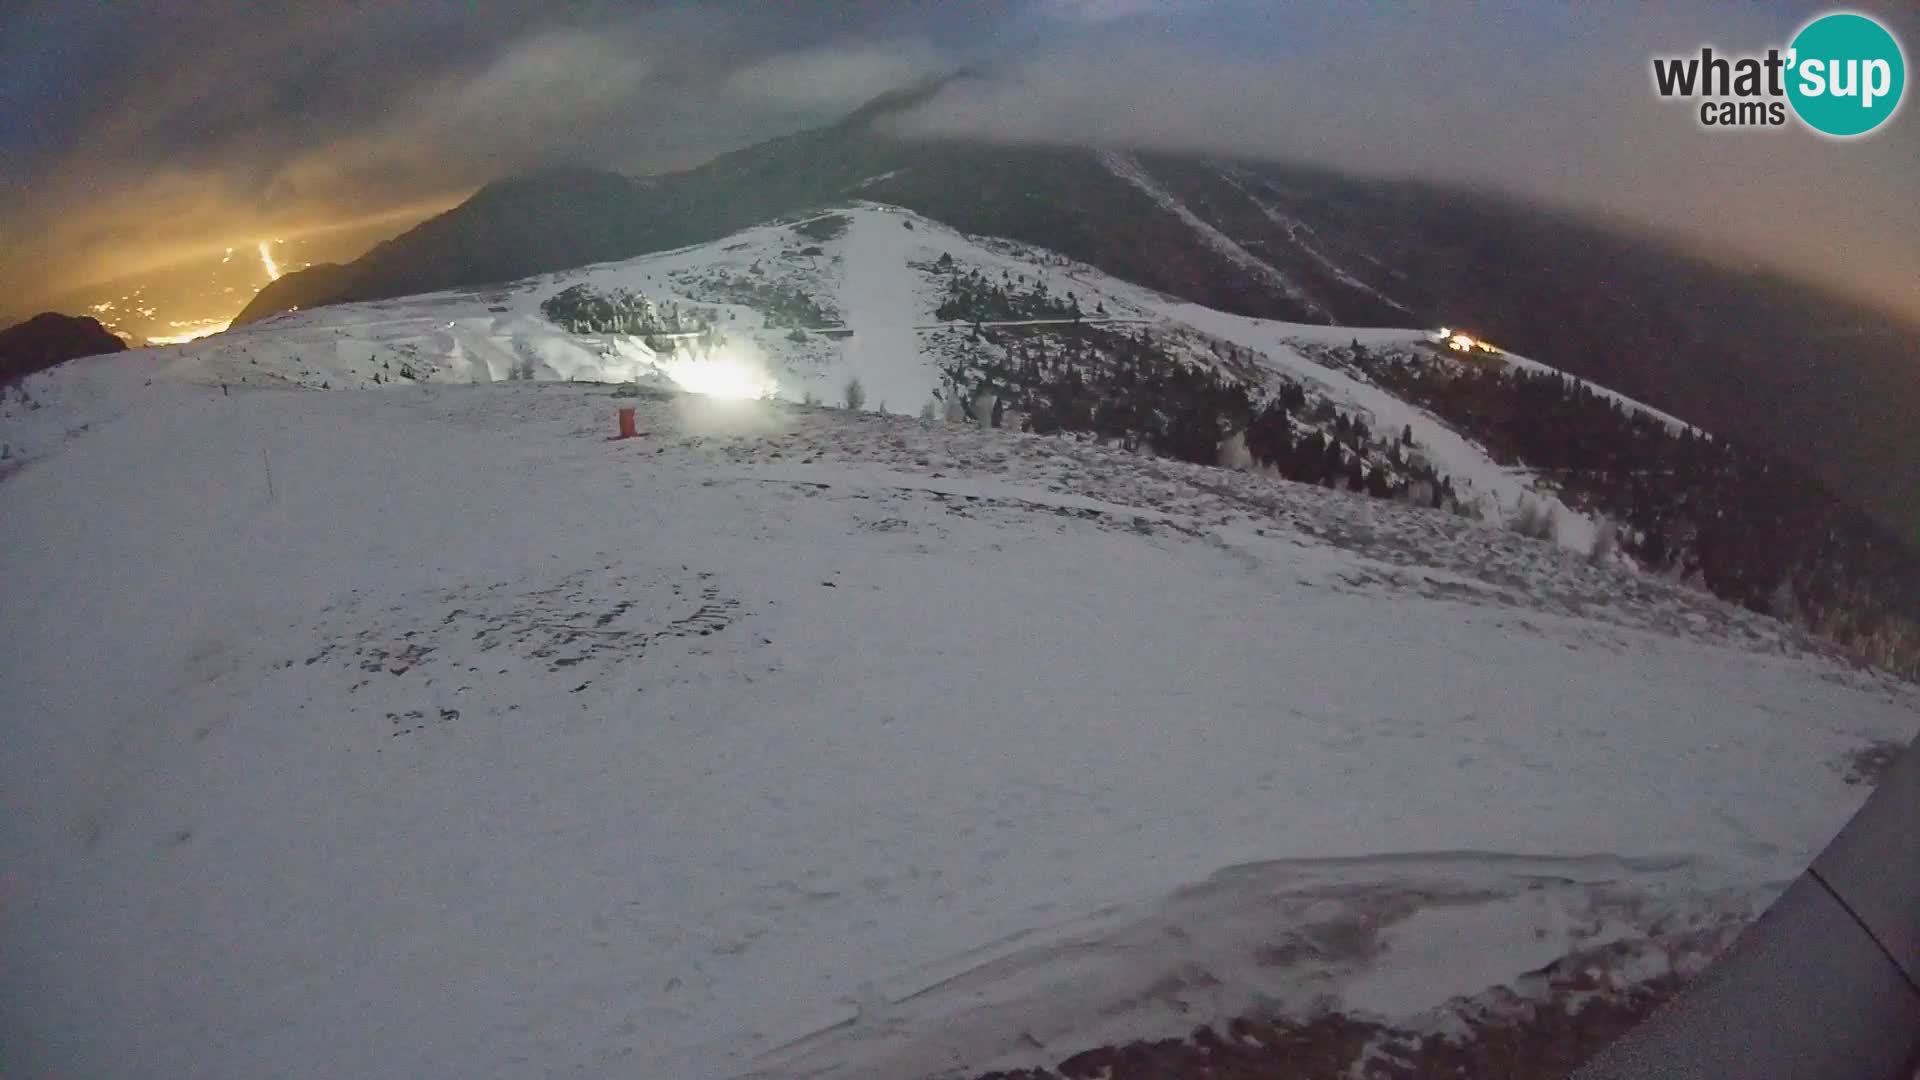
[3,205,1915,1079]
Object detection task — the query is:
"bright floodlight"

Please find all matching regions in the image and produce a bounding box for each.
[660,348,779,401]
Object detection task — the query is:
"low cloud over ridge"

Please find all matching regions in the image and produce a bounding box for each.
[1,0,1913,324]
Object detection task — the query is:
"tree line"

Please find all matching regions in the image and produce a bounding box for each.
[928,272,1455,507]
[1344,341,1920,675]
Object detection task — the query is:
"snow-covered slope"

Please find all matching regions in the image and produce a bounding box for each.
[2,368,1915,1078]
[1,204,1683,555]
[1220,169,1416,317]
[1098,151,1330,321]
[5,205,1914,1077]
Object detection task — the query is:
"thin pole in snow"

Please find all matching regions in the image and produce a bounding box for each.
[262,447,275,501]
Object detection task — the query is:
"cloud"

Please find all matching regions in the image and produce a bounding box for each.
[724,42,945,113]
[890,2,1920,324]
[421,28,653,136]
[0,4,956,305]
[262,27,657,209]
[1044,0,1191,23]
[1,0,1914,329]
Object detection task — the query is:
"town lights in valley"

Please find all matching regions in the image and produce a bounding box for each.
[146,319,232,345]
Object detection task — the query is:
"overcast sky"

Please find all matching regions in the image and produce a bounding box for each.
[2,0,1915,323]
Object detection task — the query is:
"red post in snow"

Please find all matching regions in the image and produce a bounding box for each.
[618,407,637,439]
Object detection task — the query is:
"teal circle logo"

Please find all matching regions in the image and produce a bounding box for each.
[1787,12,1906,137]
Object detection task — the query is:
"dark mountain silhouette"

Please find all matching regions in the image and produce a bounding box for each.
[0,312,128,382]
[233,85,1920,542]
[241,262,359,325]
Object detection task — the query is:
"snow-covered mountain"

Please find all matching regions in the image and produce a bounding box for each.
[232,88,1920,556]
[8,204,1665,553]
[2,206,1915,1079]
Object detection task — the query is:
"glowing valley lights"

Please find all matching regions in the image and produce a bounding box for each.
[145,319,231,345]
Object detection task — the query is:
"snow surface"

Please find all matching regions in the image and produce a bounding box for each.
[0,203,1699,560]
[1119,305,1613,552]
[4,205,1913,1077]
[3,362,1916,1078]
[833,205,946,412]
[20,203,1705,563]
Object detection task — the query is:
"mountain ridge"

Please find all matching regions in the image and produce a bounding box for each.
[227,91,1920,545]
[0,311,129,382]
[7,285,1917,1076]
[26,202,1920,677]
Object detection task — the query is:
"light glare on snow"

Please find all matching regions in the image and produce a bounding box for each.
[5,203,1920,1080]
[659,347,780,401]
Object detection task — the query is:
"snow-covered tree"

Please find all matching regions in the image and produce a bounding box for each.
[1217,430,1253,470]
[1509,497,1557,542]
[1589,519,1620,566]
[970,389,997,426]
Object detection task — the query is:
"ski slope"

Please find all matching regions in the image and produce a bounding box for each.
[1218,169,1416,317]
[832,205,944,411]
[1156,306,1614,551]
[2,364,1914,1078]
[1098,151,1331,321]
